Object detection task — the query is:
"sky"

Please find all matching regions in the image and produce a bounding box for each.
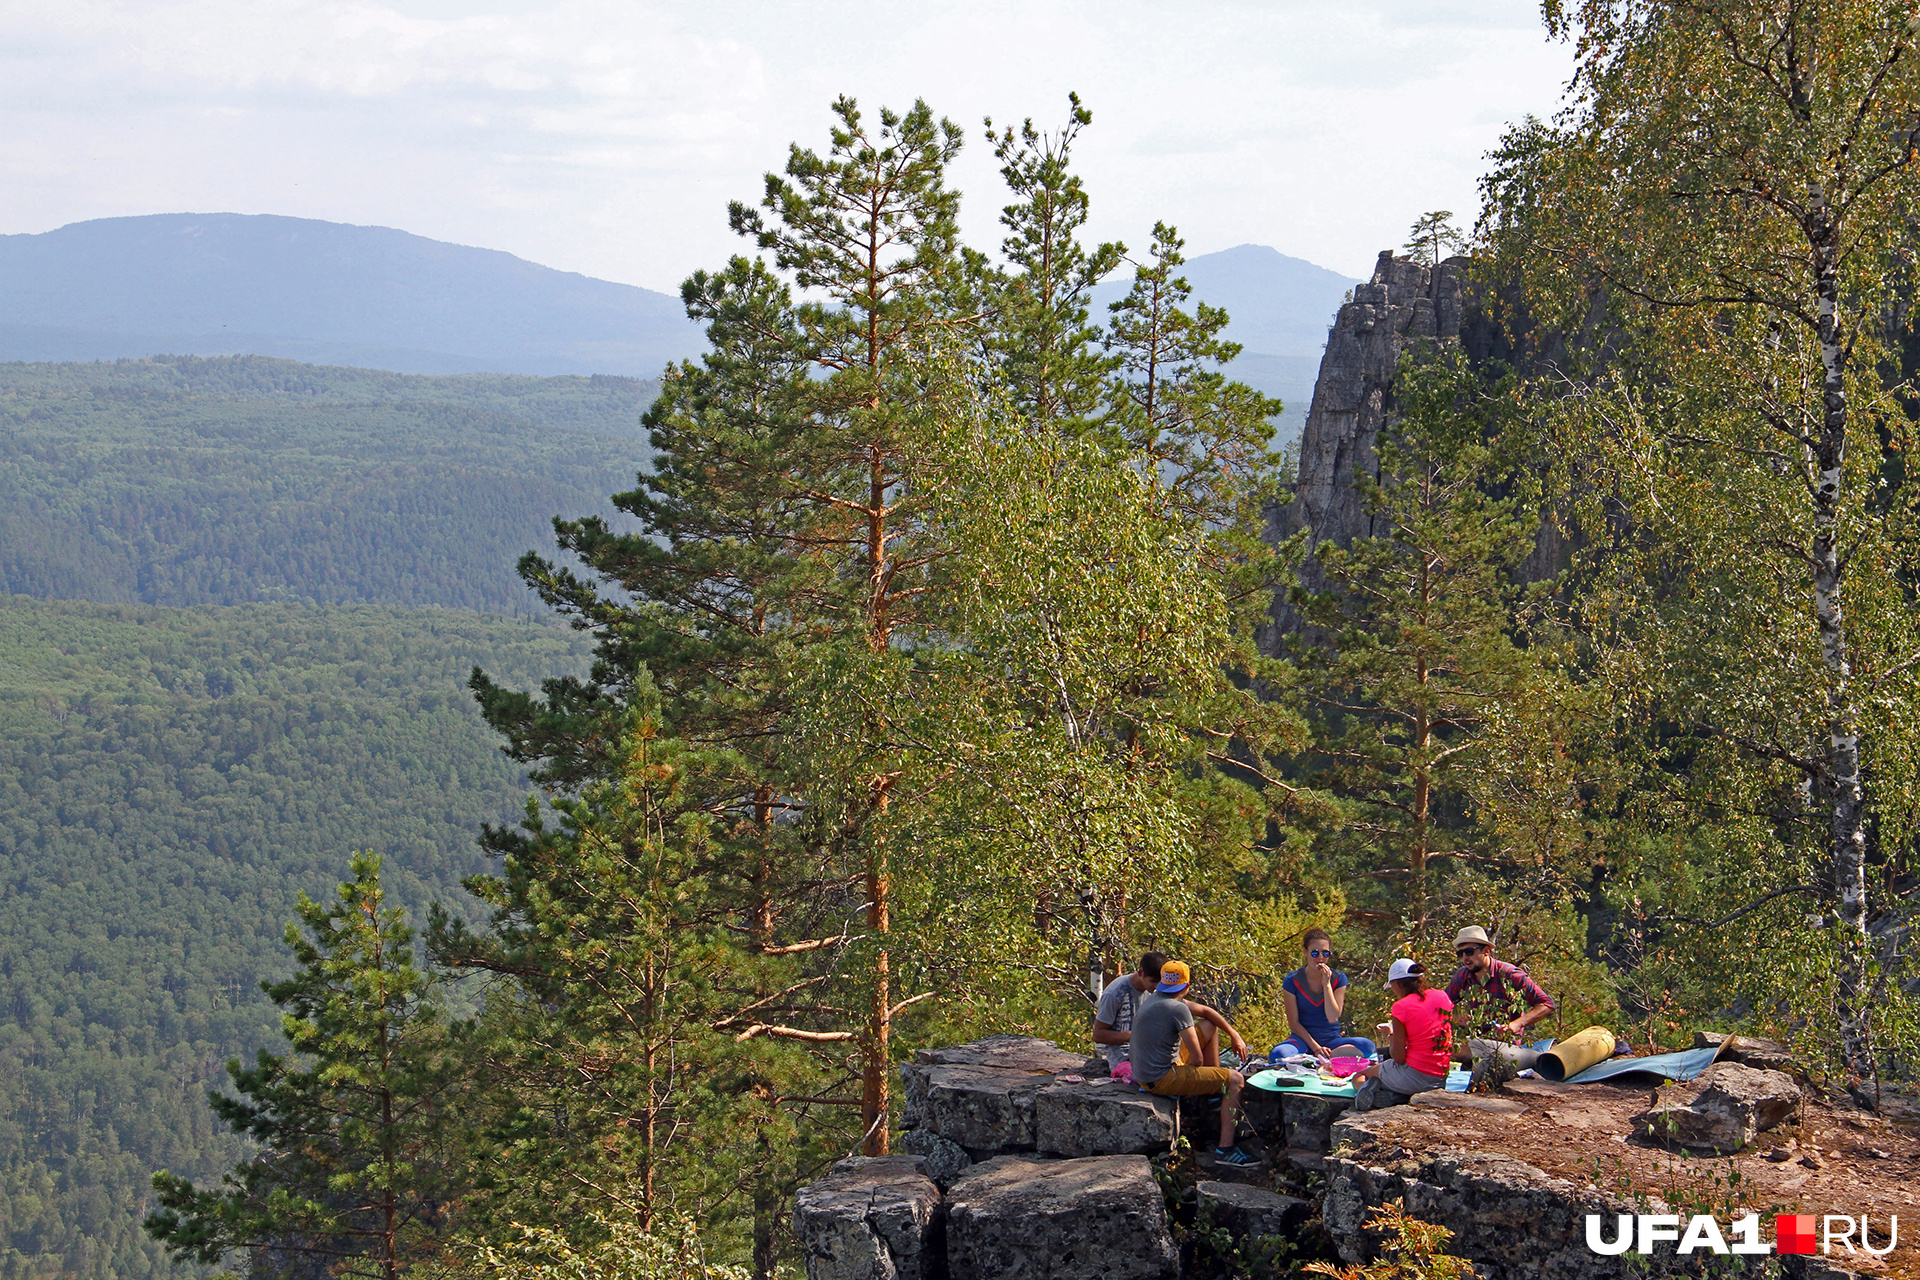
[0,0,1578,295]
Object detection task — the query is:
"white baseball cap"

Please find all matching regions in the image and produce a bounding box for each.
[1384,958,1425,988]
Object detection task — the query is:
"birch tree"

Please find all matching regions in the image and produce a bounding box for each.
[1487,0,1920,1073]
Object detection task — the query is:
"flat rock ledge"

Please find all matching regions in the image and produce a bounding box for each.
[946,1155,1178,1280]
[808,1036,1874,1280]
[900,1035,1176,1159]
[1328,1111,1860,1280]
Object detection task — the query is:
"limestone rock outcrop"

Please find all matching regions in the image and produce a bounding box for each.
[944,1155,1178,1280]
[896,1127,972,1191]
[1264,250,1566,644]
[1325,1103,1865,1280]
[1194,1180,1311,1242]
[802,1037,1190,1280]
[1632,1064,1802,1154]
[1033,1080,1178,1158]
[1276,252,1470,561]
[899,1035,1175,1159]
[1692,1030,1796,1074]
[1324,1145,1646,1280]
[794,1155,945,1280]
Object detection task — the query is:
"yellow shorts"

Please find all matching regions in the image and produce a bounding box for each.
[1144,1063,1232,1097]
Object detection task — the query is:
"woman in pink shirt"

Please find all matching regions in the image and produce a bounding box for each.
[1350,958,1454,1112]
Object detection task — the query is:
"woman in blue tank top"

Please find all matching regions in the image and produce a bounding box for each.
[1270,927,1378,1061]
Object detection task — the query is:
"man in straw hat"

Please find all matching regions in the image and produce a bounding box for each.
[1444,925,1555,1072]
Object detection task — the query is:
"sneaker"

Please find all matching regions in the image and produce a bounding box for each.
[1213,1145,1261,1166]
[1468,1056,1492,1093]
[1349,1081,1374,1113]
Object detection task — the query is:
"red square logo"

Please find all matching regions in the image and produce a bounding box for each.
[1776,1214,1817,1255]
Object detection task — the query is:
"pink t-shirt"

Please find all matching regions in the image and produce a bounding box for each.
[1391,989,1455,1077]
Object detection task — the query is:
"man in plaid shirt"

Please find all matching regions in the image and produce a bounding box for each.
[1444,925,1554,1071]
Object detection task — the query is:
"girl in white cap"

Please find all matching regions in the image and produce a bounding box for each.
[1350,959,1455,1111]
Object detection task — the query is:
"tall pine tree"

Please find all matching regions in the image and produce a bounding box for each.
[979,93,1124,429]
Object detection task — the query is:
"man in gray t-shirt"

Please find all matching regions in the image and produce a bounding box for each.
[1130,990,1194,1084]
[1129,960,1257,1166]
[1092,952,1167,1070]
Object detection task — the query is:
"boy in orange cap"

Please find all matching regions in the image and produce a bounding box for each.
[1129,960,1258,1165]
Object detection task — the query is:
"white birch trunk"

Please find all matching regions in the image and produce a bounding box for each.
[1807,185,1872,1077]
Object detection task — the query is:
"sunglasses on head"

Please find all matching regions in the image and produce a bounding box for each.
[1307,948,1332,958]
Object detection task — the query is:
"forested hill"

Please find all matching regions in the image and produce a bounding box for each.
[0,597,592,1279]
[0,213,703,377]
[0,355,655,612]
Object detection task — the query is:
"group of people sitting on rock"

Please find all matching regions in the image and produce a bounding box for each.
[1092,925,1556,1161]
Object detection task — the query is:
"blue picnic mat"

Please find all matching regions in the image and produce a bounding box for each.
[1447,1039,1555,1091]
[1564,1044,1719,1085]
[1247,1070,1357,1098]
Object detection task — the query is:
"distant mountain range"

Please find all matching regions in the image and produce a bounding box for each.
[0,213,697,377]
[0,213,1358,431]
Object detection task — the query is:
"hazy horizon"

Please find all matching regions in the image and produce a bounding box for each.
[0,0,1576,295]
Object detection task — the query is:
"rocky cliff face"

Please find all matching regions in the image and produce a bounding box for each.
[1264,250,1565,645]
[1275,250,1471,557]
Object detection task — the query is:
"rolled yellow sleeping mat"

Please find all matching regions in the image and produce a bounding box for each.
[1537,1025,1618,1081]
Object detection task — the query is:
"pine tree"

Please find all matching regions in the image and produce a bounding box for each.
[1403,211,1466,266]
[979,93,1124,428]
[145,854,457,1280]
[1289,354,1588,942]
[478,96,966,1168]
[432,682,813,1273]
[1103,221,1283,539]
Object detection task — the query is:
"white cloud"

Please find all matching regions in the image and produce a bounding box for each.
[0,0,1575,292]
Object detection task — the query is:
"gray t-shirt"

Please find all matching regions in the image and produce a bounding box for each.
[1094,975,1141,1069]
[1131,992,1195,1084]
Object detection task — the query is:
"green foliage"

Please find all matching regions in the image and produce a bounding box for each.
[904,404,1316,1030]
[1287,352,1599,955]
[436,1212,749,1280]
[0,596,589,1278]
[147,854,459,1280]
[431,688,823,1268]
[1303,1198,1472,1280]
[0,356,654,434]
[0,355,653,612]
[1485,0,1920,1073]
[464,94,1306,1274]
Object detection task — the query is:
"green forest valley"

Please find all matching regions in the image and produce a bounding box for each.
[8,3,1920,1279]
[0,357,654,612]
[0,598,591,1277]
